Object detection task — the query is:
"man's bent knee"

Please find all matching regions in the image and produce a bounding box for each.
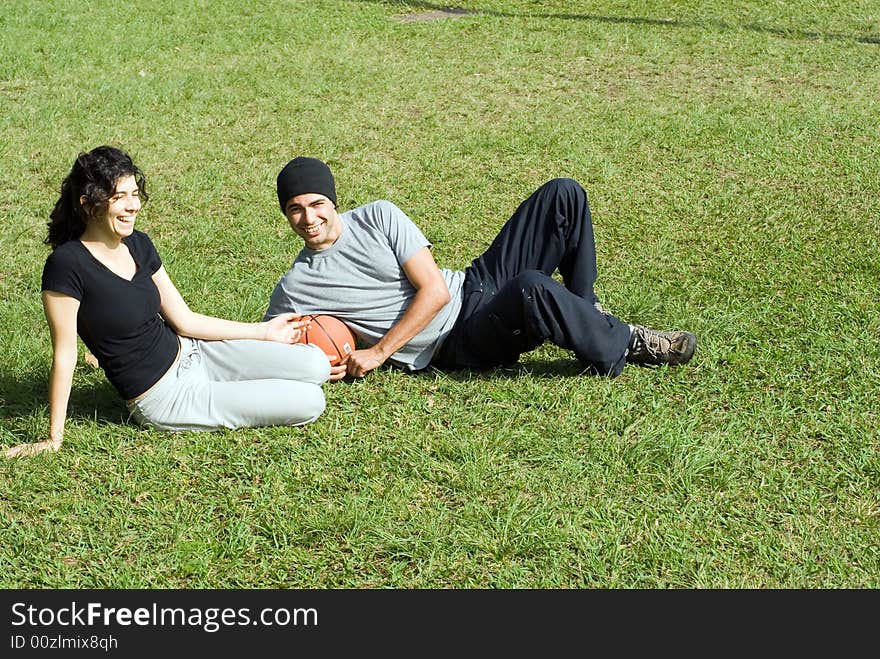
[540,177,585,198]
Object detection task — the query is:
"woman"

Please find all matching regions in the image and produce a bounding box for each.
[5,146,330,458]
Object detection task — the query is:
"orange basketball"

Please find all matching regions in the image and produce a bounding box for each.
[298,314,356,366]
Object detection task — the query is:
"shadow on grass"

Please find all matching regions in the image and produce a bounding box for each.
[325,358,589,385]
[0,372,129,426]
[419,358,591,381]
[368,0,880,44]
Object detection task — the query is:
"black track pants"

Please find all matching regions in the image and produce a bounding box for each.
[434,178,631,376]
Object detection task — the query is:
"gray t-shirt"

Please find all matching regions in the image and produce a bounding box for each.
[264,200,465,370]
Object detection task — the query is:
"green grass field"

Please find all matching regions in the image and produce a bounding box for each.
[1,0,878,588]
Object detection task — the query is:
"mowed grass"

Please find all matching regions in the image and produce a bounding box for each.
[1,0,878,588]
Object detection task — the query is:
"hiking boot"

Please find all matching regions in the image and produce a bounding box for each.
[627,325,696,367]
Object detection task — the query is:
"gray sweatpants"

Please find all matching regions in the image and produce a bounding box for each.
[126,337,330,431]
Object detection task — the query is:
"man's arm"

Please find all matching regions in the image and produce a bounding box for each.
[338,246,450,380]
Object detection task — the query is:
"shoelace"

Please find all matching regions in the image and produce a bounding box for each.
[632,329,671,358]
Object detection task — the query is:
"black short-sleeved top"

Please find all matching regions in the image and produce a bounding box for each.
[41,230,180,400]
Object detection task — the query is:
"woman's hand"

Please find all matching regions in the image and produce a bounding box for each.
[5,436,63,459]
[327,362,349,382]
[326,347,384,382]
[264,313,311,344]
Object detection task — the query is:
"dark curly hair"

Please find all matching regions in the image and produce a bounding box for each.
[45,146,149,249]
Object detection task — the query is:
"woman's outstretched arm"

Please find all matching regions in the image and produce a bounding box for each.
[5,291,79,458]
[152,266,308,343]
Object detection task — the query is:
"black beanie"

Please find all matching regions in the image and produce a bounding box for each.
[276,157,337,213]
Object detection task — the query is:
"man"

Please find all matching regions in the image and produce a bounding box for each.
[265,157,696,382]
